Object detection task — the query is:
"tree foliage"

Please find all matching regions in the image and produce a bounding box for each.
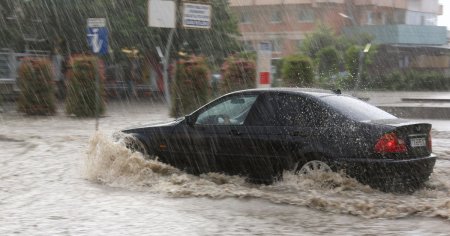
[0,0,239,64]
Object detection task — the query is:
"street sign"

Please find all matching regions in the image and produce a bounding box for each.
[87,18,108,55]
[148,0,176,28]
[182,3,211,29]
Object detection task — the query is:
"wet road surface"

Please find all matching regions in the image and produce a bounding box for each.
[1,102,449,235]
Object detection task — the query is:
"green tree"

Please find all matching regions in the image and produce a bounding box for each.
[5,0,238,64]
[300,25,335,58]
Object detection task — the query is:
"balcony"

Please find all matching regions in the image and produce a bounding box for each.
[343,25,447,45]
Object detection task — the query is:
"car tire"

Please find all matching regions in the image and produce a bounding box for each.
[295,158,332,176]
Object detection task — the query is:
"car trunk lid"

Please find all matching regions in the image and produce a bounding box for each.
[365,119,432,157]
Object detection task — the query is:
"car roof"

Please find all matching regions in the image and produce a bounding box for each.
[230,87,338,98]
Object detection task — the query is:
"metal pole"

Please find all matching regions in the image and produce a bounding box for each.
[353,50,365,94]
[94,59,100,131]
[163,28,175,108]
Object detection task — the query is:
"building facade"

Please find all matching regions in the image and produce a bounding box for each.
[229,0,449,71]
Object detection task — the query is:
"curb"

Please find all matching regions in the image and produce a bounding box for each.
[378,106,450,119]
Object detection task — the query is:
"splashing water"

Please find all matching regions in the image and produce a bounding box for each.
[85,132,450,220]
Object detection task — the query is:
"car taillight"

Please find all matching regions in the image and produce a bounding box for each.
[374,133,407,153]
[427,130,432,152]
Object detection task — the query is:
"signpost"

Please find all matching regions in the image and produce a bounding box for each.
[87,18,108,131]
[147,0,211,110]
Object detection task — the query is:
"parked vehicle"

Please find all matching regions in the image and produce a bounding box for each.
[121,88,436,191]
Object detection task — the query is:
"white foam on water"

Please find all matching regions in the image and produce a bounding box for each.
[85,132,450,220]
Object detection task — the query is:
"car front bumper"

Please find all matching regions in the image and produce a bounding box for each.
[333,154,437,189]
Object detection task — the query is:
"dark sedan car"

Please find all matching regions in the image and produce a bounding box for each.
[122,88,436,191]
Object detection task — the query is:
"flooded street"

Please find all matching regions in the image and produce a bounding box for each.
[1,102,450,235]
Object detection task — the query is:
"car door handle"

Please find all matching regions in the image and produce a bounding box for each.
[230,129,241,136]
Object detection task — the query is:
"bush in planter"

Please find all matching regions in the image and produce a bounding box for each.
[220,56,256,94]
[170,56,210,116]
[281,55,314,87]
[65,56,105,117]
[17,58,56,115]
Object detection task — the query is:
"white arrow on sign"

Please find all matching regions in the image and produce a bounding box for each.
[87,28,103,53]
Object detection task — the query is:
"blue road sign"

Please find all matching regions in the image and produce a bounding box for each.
[87,27,108,55]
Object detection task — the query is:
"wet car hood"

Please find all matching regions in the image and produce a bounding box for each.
[122,118,184,131]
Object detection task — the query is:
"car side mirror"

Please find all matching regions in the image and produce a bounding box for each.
[185,115,195,126]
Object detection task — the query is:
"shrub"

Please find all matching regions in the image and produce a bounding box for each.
[170,56,210,116]
[17,58,56,115]
[363,70,450,91]
[281,55,314,87]
[65,56,105,117]
[220,56,256,94]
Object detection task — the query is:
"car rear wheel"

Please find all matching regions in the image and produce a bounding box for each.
[296,160,332,176]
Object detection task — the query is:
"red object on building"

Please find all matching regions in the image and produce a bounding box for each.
[259,71,270,84]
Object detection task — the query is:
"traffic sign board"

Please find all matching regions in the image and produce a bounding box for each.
[87,18,108,55]
[182,3,211,29]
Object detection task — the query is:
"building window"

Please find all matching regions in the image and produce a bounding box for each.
[240,13,251,24]
[295,39,303,49]
[271,10,282,23]
[366,10,373,25]
[270,39,283,52]
[298,8,314,22]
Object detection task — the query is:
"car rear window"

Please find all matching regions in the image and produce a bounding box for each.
[320,95,396,121]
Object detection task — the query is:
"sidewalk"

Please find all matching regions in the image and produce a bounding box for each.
[1,91,450,120]
[353,91,450,119]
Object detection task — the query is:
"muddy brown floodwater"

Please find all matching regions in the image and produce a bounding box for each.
[1,101,450,235]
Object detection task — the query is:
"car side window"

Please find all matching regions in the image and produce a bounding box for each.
[275,94,329,127]
[245,94,279,126]
[195,95,258,125]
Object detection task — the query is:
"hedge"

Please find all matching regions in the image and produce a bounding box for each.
[17,58,56,115]
[220,56,256,94]
[65,56,105,117]
[170,56,210,116]
[365,70,450,91]
[281,55,314,87]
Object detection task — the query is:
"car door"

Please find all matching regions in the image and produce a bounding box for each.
[272,94,331,160]
[187,93,260,174]
[169,121,213,174]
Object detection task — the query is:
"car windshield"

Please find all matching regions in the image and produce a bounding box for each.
[320,95,397,121]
